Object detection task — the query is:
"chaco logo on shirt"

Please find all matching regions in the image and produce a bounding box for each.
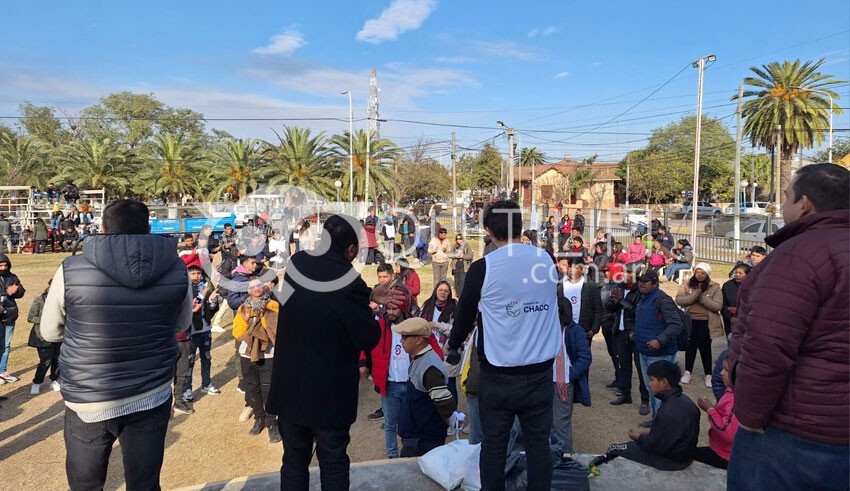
[505,300,550,318]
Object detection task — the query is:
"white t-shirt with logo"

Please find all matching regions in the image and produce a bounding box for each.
[387,329,410,382]
[562,276,585,325]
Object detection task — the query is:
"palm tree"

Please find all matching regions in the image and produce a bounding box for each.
[520,147,547,168]
[145,133,203,203]
[54,137,136,195]
[735,59,844,196]
[264,126,335,198]
[328,129,401,201]
[209,138,266,201]
[0,132,44,186]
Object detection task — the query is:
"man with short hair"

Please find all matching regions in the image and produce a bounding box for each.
[656,226,674,251]
[447,201,561,491]
[727,164,850,491]
[269,215,403,490]
[428,228,451,284]
[557,263,603,341]
[633,269,684,425]
[40,199,193,490]
[573,209,585,235]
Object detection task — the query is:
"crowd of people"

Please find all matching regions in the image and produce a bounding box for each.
[0,163,847,491]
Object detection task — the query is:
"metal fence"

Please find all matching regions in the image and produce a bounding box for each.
[601,226,767,264]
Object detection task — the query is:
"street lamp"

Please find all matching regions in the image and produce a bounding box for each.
[496,121,515,196]
[690,54,717,254]
[793,86,835,163]
[335,180,342,205]
[341,91,354,215]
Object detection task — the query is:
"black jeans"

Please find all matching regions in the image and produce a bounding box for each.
[240,357,273,423]
[65,398,171,491]
[479,367,553,491]
[33,344,61,384]
[400,438,443,457]
[173,340,193,411]
[279,421,351,491]
[694,446,728,469]
[614,332,649,402]
[685,319,712,376]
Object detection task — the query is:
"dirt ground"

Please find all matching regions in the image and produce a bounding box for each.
[0,252,724,490]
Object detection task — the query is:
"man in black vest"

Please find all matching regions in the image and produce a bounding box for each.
[40,199,193,491]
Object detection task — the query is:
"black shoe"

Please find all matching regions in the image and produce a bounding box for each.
[367,407,384,421]
[605,381,619,389]
[268,422,282,443]
[638,419,654,428]
[610,395,633,406]
[249,418,265,436]
[639,401,650,416]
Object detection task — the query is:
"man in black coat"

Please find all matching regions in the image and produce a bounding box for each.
[268,215,402,491]
[557,260,603,340]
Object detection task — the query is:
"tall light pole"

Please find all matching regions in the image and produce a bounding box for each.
[342,91,354,215]
[690,54,716,254]
[365,102,371,208]
[793,86,835,163]
[497,121,515,197]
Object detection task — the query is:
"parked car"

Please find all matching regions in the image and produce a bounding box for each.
[725,201,771,215]
[704,215,762,236]
[679,201,723,217]
[724,220,784,241]
[232,204,257,227]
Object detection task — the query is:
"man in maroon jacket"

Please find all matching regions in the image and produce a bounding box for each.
[727,163,849,491]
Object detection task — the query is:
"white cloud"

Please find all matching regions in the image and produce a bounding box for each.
[473,40,544,61]
[252,27,306,56]
[435,56,478,64]
[528,26,556,38]
[554,71,569,78]
[356,0,437,44]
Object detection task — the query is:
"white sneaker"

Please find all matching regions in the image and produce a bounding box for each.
[705,375,712,388]
[211,325,226,333]
[447,426,457,436]
[201,385,220,395]
[239,406,254,423]
[183,389,194,402]
[51,380,61,392]
[30,383,41,395]
[681,371,692,384]
[0,372,19,382]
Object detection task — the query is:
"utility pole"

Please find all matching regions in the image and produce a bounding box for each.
[625,154,630,210]
[342,90,354,215]
[774,125,782,210]
[507,128,515,197]
[365,105,371,207]
[517,132,523,207]
[452,132,457,231]
[733,85,744,246]
[690,54,716,254]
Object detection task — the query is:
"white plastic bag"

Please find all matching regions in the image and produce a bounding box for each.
[461,443,482,491]
[418,439,474,490]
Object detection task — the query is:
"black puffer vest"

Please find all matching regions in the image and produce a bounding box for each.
[60,234,188,404]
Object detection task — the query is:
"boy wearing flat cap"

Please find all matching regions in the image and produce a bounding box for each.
[394,317,458,457]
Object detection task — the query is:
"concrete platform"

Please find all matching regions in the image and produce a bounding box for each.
[176,456,727,490]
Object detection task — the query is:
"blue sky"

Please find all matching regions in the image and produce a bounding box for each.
[1,0,848,163]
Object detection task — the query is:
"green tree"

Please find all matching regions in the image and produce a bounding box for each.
[18,103,70,148]
[80,92,165,148]
[813,138,850,164]
[0,131,45,186]
[265,126,335,197]
[620,149,691,204]
[209,139,266,201]
[54,138,137,194]
[734,59,844,196]
[464,143,503,192]
[394,159,451,202]
[328,129,401,201]
[741,153,773,200]
[143,133,204,202]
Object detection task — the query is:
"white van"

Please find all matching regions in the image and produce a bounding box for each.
[232,205,257,227]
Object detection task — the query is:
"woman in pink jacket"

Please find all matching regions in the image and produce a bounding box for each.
[695,358,739,469]
[625,234,646,264]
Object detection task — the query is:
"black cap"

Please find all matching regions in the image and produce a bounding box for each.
[637,269,659,282]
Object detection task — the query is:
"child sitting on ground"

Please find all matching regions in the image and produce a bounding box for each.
[695,357,739,469]
[596,360,700,470]
[393,317,457,457]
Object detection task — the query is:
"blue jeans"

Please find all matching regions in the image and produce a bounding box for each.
[665,262,689,281]
[639,352,678,415]
[466,395,483,445]
[189,331,212,389]
[0,323,14,374]
[728,427,849,491]
[381,381,406,458]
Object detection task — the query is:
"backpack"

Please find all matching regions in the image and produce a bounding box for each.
[655,295,692,351]
[649,253,665,267]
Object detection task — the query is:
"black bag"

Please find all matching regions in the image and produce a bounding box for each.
[551,457,590,491]
[656,296,692,351]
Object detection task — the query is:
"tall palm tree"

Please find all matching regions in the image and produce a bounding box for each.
[144,133,203,203]
[0,132,44,186]
[328,129,401,201]
[264,126,335,198]
[735,58,844,196]
[520,147,547,168]
[209,138,266,201]
[54,137,136,195]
